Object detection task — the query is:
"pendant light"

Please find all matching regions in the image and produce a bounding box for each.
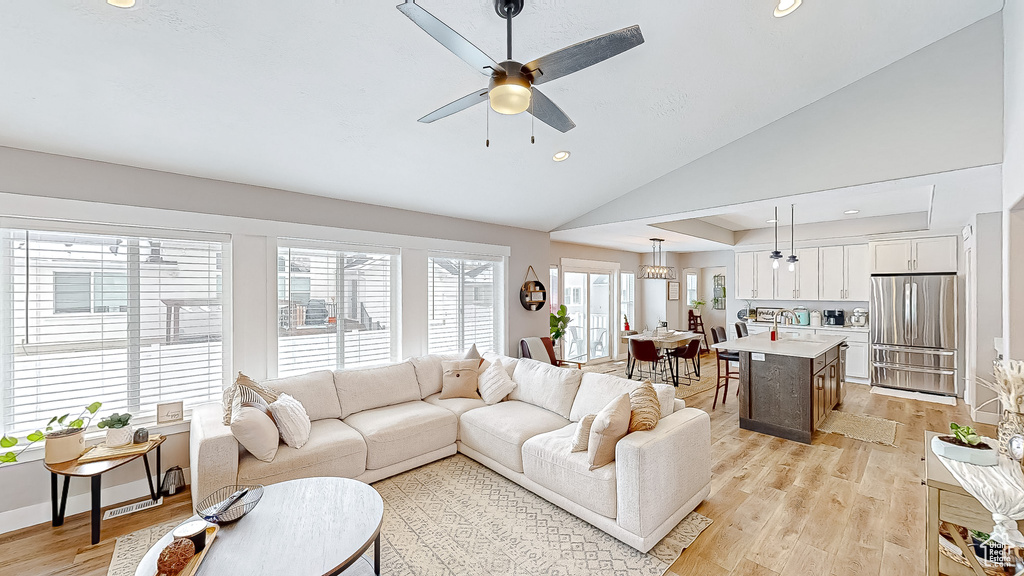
[786,204,799,272]
[769,207,783,269]
[638,238,677,280]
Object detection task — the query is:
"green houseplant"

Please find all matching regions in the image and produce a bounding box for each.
[0,402,102,465]
[550,305,572,358]
[691,299,706,315]
[98,412,134,448]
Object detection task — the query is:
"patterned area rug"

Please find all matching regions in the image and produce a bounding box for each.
[818,410,899,446]
[108,455,711,576]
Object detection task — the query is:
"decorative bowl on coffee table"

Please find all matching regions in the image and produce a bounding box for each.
[197,484,264,524]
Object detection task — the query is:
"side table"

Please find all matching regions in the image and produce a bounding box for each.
[44,435,165,544]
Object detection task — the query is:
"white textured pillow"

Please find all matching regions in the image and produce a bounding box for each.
[268,393,312,449]
[230,406,279,463]
[478,359,517,405]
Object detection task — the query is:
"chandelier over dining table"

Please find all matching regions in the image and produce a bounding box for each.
[638,238,677,280]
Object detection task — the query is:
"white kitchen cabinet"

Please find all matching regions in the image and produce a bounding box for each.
[819,244,869,302]
[845,341,870,380]
[868,236,958,274]
[845,244,870,301]
[775,248,818,301]
[735,252,755,300]
[913,236,958,273]
[735,251,776,299]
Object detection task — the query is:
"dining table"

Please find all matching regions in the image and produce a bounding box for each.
[622,331,703,386]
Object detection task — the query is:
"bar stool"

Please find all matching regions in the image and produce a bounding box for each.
[711,326,739,409]
[629,339,666,383]
[735,321,749,338]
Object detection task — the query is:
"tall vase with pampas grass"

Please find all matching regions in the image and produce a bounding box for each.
[978,359,1024,456]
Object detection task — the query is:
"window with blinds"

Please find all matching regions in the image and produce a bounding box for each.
[428,255,503,355]
[277,244,396,378]
[0,227,225,437]
[620,272,635,330]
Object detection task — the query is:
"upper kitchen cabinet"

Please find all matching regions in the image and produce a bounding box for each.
[776,247,819,301]
[819,244,869,301]
[869,237,958,274]
[735,251,776,300]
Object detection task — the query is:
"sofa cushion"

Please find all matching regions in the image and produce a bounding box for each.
[237,419,366,485]
[343,401,457,470]
[570,372,640,422]
[409,353,463,398]
[334,361,421,419]
[523,423,617,518]
[459,401,570,473]
[263,370,341,422]
[509,359,583,420]
[654,384,676,418]
[423,393,486,440]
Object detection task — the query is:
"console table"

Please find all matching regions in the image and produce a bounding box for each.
[925,430,1024,575]
[44,435,164,545]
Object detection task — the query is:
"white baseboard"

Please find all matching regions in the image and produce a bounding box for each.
[0,466,190,536]
[970,409,1000,426]
[869,385,957,406]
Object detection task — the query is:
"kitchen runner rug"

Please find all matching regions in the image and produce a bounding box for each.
[108,455,712,576]
[818,410,899,447]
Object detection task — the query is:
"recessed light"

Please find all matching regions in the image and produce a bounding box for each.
[844,210,860,215]
[553,151,570,162]
[766,219,778,224]
[773,0,801,17]
[108,0,136,7]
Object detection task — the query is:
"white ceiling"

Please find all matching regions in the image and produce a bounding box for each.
[0,1,1003,231]
[549,164,1004,253]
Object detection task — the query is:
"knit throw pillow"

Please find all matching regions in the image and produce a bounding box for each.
[478,359,517,405]
[222,372,279,426]
[268,393,312,449]
[570,414,596,453]
[628,380,661,433]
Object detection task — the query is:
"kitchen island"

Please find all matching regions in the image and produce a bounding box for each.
[713,332,846,443]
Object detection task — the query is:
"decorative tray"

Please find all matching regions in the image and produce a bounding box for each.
[153,524,219,576]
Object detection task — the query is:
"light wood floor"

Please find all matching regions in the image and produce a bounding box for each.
[0,353,990,576]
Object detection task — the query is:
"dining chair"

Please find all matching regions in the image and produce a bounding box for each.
[518,337,583,369]
[669,339,701,385]
[628,339,665,383]
[711,326,740,409]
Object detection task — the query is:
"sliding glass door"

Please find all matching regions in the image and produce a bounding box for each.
[563,271,612,363]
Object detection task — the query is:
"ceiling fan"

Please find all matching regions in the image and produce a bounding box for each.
[397,0,644,133]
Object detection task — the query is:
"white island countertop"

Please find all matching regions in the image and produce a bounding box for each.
[712,331,848,359]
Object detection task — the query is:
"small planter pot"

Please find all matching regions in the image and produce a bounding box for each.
[44,429,86,465]
[931,435,998,466]
[105,425,134,448]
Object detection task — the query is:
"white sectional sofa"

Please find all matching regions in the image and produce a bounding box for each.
[190,353,711,552]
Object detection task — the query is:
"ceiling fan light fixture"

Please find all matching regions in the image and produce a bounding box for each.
[107,0,136,7]
[488,75,532,115]
[774,0,801,17]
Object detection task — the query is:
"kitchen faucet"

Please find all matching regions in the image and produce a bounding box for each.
[773,309,798,335]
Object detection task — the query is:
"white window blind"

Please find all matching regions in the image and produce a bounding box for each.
[277,244,396,377]
[428,255,503,355]
[0,227,225,437]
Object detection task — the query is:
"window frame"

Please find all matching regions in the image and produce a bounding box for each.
[426,252,506,356]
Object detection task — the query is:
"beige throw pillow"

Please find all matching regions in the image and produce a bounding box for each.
[440,360,482,400]
[571,414,596,453]
[587,394,631,470]
[222,372,279,425]
[628,380,661,433]
[230,406,280,463]
[478,359,517,405]
[268,393,312,449]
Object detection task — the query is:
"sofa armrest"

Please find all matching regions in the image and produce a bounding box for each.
[673,398,686,412]
[189,402,239,509]
[615,407,711,538]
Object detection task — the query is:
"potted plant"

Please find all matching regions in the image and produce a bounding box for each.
[623,314,631,332]
[691,299,706,315]
[550,305,572,358]
[0,402,103,465]
[98,413,133,447]
[932,422,998,466]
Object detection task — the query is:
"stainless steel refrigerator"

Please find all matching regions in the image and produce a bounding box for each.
[870,274,957,396]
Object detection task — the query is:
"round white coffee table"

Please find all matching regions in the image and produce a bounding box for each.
[135,477,383,576]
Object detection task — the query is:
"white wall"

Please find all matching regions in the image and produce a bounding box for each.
[969,212,1002,420]
[0,146,550,531]
[1005,4,1024,359]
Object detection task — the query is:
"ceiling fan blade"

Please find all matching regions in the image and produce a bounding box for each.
[523,25,644,85]
[397,1,501,76]
[529,88,575,133]
[418,88,489,123]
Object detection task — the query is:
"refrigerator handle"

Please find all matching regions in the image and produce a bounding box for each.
[904,282,912,340]
[911,282,918,341]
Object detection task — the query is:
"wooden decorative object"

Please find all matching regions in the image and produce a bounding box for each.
[154,525,219,576]
[519,266,547,311]
[77,435,163,464]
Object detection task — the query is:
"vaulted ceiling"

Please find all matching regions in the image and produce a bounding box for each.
[0,1,1004,231]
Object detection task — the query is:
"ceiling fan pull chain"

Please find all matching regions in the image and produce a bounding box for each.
[531,87,535,144]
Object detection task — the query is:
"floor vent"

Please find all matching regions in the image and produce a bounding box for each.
[103,497,163,520]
